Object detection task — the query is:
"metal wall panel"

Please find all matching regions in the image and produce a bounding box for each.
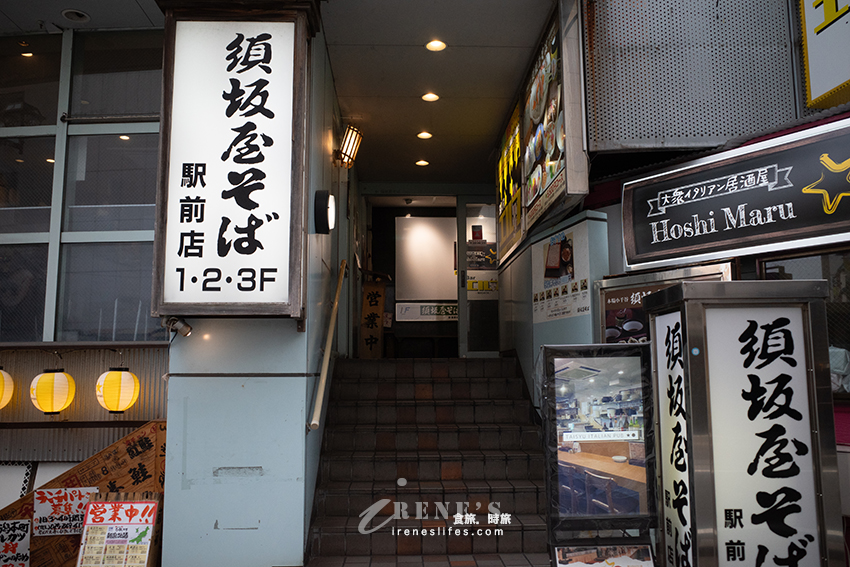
[0,427,137,462]
[0,346,168,424]
[584,0,798,150]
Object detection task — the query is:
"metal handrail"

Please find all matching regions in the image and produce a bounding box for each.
[309,259,347,431]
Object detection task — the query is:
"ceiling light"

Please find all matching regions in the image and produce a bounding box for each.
[417,131,432,139]
[15,159,23,163]
[119,135,130,140]
[426,40,446,52]
[46,158,55,163]
[415,160,429,166]
[21,53,33,58]
[421,93,439,102]
[62,9,91,23]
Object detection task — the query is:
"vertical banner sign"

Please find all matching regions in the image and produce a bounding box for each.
[0,520,30,567]
[33,488,98,536]
[359,281,386,358]
[498,103,523,260]
[531,221,591,323]
[706,307,820,567]
[76,500,158,567]
[654,311,693,567]
[163,21,294,307]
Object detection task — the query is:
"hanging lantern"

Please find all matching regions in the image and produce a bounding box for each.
[30,369,75,414]
[0,367,13,410]
[96,367,140,413]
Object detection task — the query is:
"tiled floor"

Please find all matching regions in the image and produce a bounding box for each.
[307,553,551,567]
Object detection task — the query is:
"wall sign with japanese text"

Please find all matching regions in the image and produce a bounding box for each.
[623,118,850,271]
[800,0,850,108]
[0,520,30,567]
[155,18,306,316]
[75,500,158,567]
[653,311,693,567]
[33,487,98,536]
[706,307,820,567]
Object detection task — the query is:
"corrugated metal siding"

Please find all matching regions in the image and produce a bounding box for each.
[584,0,798,150]
[0,427,138,462]
[0,346,168,461]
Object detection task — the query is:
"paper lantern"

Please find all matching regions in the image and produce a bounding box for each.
[96,367,140,413]
[0,367,13,410]
[30,369,75,414]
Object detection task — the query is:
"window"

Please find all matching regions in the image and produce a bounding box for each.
[64,134,158,231]
[0,31,164,343]
[763,250,850,391]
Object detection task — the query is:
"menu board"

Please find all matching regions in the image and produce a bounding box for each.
[532,221,590,323]
[33,488,98,536]
[76,500,158,567]
[0,519,30,567]
[523,22,565,229]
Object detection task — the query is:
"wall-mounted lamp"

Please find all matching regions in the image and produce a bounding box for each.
[31,369,75,414]
[315,190,336,234]
[96,367,140,414]
[0,367,13,410]
[335,124,362,169]
[164,317,192,337]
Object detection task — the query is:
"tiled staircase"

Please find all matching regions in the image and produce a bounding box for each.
[308,358,550,566]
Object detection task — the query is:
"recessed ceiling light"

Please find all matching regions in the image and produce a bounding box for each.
[119,135,130,140]
[15,159,24,163]
[46,158,55,163]
[80,100,89,105]
[21,53,33,58]
[417,131,432,139]
[426,40,446,52]
[415,160,429,166]
[421,93,439,102]
[62,9,91,23]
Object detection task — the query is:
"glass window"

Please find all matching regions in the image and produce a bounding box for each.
[64,134,158,231]
[0,244,47,342]
[0,35,61,127]
[0,136,55,233]
[763,251,850,390]
[56,243,166,341]
[70,31,164,117]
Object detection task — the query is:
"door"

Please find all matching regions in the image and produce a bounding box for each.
[457,196,499,357]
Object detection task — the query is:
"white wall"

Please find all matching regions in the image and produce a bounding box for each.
[395,217,458,301]
[0,464,27,509]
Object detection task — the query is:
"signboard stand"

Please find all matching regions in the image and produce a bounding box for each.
[75,492,162,567]
[645,281,843,567]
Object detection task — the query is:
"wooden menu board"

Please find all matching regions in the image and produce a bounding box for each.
[0,421,166,567]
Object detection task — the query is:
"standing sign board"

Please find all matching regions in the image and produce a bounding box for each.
[154,15,307,316]
[622,118,850,272]
[645,281,843,567]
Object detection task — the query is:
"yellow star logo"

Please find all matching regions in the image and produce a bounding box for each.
[801,153,850,214]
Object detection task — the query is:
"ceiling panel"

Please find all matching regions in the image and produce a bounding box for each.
[0,0,163,33]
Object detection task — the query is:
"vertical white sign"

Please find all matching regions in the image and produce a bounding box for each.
[532,221,591,323]
[0,520,30,567]
[163,21,294,304]
[654,310,693,567]
[707,307,820,567]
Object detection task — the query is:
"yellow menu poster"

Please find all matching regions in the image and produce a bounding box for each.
[76,500,157,567]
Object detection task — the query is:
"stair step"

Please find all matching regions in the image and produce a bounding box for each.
[306,553,552,567]
[314,479,546,516]
[323,424,541,452]
[327,400,533,426]
[330,377,524,401]
[334,358,520,381]
[320,450,545,482]
[309,515,548,556]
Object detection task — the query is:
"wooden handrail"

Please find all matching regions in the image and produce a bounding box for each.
[309,259,347,431]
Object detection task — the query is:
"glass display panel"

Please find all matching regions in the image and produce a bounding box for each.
[0,136,55,233]
[0,35,61,127]
[56,242,166,341]
[0,244,47,342]
[70,31,163,117]
[541,344,655,537]
[64,133,158,231]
